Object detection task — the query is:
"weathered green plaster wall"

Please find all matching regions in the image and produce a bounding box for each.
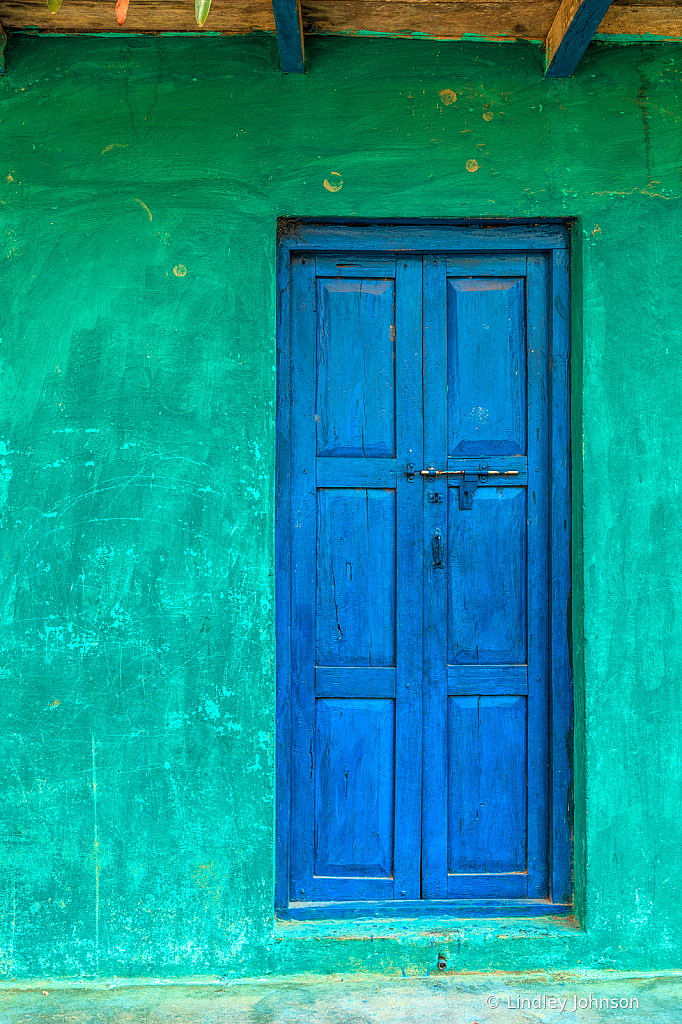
[1,33,681,978]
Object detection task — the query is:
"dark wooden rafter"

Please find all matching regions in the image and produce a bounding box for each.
[0,21,6,74]
[272,0,305,72]
[545,0,615,77]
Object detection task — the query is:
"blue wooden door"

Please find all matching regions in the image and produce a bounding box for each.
[422,253,550,900]
[285,242,561,910]
[289,253,423,902]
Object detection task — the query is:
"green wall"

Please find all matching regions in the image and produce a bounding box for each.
[1,33,681,978]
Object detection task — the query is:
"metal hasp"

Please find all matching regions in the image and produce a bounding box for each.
[545,0,614,78]
[271,0,305,73]
[460,464,488,510]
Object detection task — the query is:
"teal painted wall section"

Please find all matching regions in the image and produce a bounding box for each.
[0,34,681,977]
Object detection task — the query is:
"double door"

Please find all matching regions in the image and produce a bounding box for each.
[279,235,570,912]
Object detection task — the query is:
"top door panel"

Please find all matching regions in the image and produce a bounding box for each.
[316,277,396,458]
[447,276,527,458]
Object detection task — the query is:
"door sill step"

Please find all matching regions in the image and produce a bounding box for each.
[278,899,573,921]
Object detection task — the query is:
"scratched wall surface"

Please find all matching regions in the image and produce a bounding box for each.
[0,35,681,977]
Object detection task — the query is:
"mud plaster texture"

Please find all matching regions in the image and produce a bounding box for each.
[1,972,682,1023]
[0,33,681,979]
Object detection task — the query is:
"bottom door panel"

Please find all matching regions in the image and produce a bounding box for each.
[447,695,527,874]
[313,698,396,901]
[447,695,528,899]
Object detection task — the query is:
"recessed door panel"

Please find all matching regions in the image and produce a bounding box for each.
[447,695,527,874]
[314,698,395,877]
[447,277,526,457]
[448,486,527,665]
[316,488,396,667]
[316,278,396,458]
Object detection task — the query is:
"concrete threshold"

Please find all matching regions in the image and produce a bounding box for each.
[0,971,680,1023]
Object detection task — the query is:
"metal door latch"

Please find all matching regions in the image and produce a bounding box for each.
[460,464,488,510]
[409,462,518,509]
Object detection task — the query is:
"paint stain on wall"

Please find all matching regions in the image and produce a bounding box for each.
[440,89,457,105]
[324,172,343,192]
[466,159,479,172]
[173,264,187,277]
[134,198,153,221]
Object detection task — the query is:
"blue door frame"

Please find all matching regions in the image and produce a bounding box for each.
[276,222,572,921]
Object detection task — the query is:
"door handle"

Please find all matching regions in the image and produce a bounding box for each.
[432,529,444,569]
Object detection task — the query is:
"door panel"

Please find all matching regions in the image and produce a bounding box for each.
[447,486,527,665]
[316,488,396,667]
[447,695,527,875]
[447,275,527,457]
[316,277,396,458]
[314,698,395,878]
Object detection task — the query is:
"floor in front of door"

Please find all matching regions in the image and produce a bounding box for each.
[1,971,679,1022]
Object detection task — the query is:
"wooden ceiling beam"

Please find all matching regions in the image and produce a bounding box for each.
[0,1,277,33]
[545,0,614,76]
[272,0,305,72]
[2,0,681,79]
